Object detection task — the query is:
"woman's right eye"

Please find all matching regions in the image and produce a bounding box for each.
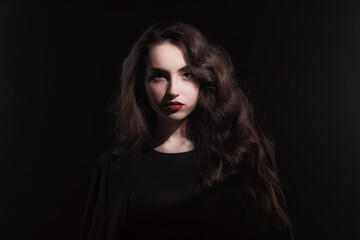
[151,75,166,82]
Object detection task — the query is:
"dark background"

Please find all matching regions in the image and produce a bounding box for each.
[1,0,359,239]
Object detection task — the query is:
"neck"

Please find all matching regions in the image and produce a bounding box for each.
[151,116,194,153]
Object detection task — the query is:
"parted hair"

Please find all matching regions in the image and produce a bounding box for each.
[111,21,292,230]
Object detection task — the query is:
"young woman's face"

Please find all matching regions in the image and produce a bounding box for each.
[144,42,199,122]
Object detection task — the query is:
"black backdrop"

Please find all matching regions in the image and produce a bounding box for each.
[1,1,360,239]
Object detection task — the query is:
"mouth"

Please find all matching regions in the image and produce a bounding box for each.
[164,101,184,110]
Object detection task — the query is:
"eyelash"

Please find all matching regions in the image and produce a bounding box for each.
[150,75,166,82]
[150,72,192,81]
[182,72,192,78]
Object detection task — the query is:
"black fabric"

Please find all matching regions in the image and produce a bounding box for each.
[128,149,201,215]
[81,148,294,240]
[80,149,143,240]
[125,149,204,239]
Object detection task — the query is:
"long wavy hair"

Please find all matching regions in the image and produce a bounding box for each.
[111,22,292,230]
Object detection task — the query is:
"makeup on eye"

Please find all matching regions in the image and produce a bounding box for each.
[149,66,192,81]
[182,72,192,79]
[149,69,169,81]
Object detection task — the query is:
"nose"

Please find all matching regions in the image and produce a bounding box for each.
[167,76,180,97]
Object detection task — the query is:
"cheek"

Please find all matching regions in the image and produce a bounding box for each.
[145,84,164,103]
[186,85,200,104]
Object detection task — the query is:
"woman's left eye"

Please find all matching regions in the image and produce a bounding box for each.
[182,72,192,78]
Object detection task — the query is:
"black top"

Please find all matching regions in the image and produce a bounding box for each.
[125,149,204,239]
[128,149,200,214]
[81,148,294,240]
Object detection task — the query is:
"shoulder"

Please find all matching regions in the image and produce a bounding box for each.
[92,147,124,176]
[95,146,128,166]
[94,146,142,173]
[94,148,116,170]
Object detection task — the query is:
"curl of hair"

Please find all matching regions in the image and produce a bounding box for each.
[111,22,292,230]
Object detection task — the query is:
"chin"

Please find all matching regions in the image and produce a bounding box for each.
[162,113,189,122]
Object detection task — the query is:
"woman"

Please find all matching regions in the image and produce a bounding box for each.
[81,22,294,240]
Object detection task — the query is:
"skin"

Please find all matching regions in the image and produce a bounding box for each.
[144,41,199,153]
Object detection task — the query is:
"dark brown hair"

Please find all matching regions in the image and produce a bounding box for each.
[111,21,292,230]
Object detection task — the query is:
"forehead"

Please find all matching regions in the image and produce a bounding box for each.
[146,42,187,71]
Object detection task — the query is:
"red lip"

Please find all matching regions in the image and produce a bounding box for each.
[164,101,184,106]
[164,101,184,111]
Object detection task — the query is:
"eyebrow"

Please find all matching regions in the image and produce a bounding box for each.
[149,65,190,74]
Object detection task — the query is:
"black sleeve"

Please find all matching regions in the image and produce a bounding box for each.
[80,149,114,240]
